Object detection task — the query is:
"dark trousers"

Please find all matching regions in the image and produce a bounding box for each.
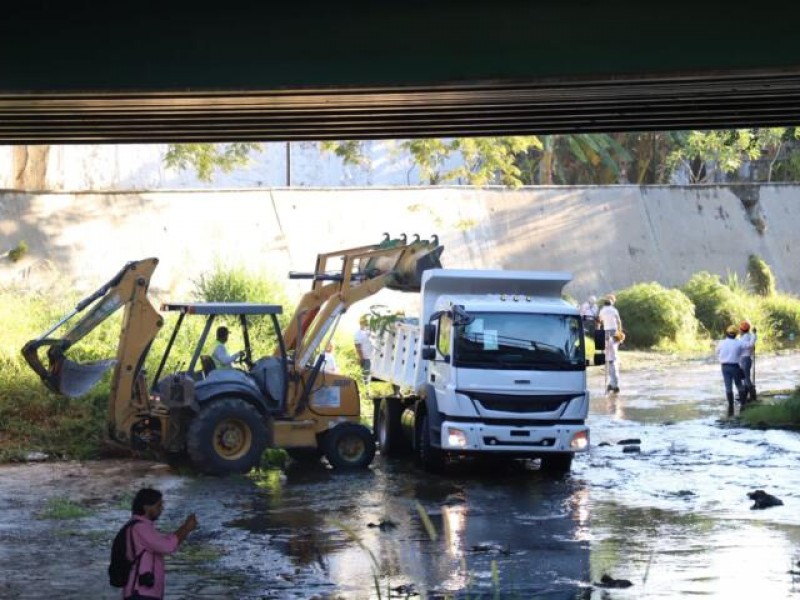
[721,363,744,396]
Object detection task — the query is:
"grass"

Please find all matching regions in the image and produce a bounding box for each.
[741,388,800,428]
[38,497,92,520]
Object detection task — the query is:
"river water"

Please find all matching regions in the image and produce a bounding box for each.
[1,352,799,599]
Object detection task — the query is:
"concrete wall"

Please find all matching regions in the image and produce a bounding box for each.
[1,185,797,316]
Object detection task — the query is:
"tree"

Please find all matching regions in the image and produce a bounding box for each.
[163,143,262,182]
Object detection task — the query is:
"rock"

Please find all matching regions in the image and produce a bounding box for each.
[367,519,397,531]
[24,452,48,462]
[596,574,633,588]
[598,442,612,447]
[622,445,641,454]
[747,490,783,510]
[675,490,695,497]
[617,438,641,445]
[391,584,419,596]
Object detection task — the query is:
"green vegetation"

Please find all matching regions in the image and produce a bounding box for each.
[740,389,800,429]
[614,283,700,350]
[8,240,28,262]
[747,254,776,297]
[38,497,92,520]
[682,271,750,337]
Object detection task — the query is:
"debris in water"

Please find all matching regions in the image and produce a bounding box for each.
[595,574,634,588]
[747,489,783,510]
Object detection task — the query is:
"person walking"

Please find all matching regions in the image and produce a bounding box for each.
[353,315,373,388]
[579,294,599,337]
[717,325,746,417]
[606,330,625,393]
[597,295,622,343]
[738,320,758,404]
[122,488,197,600]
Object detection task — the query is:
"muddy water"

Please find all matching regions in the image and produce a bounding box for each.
[1,353,800,599]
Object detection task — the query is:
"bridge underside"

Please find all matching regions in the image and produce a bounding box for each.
[3,2,800,143]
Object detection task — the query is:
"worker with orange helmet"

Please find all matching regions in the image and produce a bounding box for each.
[717,325,746,417]
[738,320,758,404]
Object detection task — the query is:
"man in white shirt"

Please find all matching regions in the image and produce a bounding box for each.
[606,330,624,393]
[597,295,622,342]
[211,326,244,369]
[717,325,745,417]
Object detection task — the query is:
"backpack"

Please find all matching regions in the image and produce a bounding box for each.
[108,519,142,588]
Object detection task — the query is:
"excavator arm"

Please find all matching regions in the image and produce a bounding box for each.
[22,258,163,441]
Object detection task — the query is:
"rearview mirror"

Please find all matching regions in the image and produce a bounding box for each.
[593,329,606,351]
[421,346,436,360]
[593,352,605,366]
[423,324,436,346]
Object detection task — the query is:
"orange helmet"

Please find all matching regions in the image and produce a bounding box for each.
[613,330,626,342]
[739,320,751,332]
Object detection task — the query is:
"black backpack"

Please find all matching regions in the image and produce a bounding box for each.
[108,519,143,588]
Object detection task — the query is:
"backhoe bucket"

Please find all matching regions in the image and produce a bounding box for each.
[57,358,117,398]
[22,339,116,398]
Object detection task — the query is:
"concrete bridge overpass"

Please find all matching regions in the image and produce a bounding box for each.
[2,1,800,143]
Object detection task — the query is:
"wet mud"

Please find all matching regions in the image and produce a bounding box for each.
[2,353,800,599]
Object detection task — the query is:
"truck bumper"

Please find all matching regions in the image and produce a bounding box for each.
[438,421,589,454]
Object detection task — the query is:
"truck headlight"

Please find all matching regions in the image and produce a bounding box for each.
[447,427,468,448]
[570,430,589,450]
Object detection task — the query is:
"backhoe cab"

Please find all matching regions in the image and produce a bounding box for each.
[21,236,443,475]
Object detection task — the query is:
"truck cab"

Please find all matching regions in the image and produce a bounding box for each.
[371,269,591,473]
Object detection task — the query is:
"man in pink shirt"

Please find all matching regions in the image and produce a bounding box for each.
[123,488,197,600]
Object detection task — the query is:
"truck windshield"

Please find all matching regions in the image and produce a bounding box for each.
[453,312,585,370]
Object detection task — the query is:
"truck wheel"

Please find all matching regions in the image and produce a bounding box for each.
[416,413,444,472]
[323,423,376,469]
[376,398,409,456]
[540,453,573,475]
[187,397,268,475]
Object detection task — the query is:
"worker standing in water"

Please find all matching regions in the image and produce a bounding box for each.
[717,325,745,417]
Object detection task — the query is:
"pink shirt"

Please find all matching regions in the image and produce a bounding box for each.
[123,515,180,599]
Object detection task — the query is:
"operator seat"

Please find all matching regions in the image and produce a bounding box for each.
[200,355,216,377]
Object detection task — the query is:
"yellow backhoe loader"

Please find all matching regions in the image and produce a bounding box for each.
[22,235,443,475]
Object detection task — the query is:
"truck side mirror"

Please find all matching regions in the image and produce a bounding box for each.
[423,323,436,346]
[593,352,606,366]
[593,329,606,351]
[421,346,437,360]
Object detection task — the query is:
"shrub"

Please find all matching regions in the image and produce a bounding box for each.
[682,272,739,336]
[760,294,800,348]
[747,254,776,297]
[8,241,28,263]
[615,283,699,349]
[192,262,292,354]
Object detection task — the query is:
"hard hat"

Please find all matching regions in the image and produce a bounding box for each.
[726,325,738,335]
[606,294,616,303]
[588,295,597,303]
[739,320,751,332]
[613,330,625,342]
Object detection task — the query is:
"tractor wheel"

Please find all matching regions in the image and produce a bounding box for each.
[539,453,573,476]
[415,413,444,472]
[187,397,269,475]
[323,423,376,469]
[375,398,409,456]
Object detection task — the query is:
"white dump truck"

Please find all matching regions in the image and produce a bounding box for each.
[369,269,593,473]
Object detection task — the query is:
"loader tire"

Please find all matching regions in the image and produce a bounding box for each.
[323,422,376,469]
[375,398,409,456]
[187,397,269,475]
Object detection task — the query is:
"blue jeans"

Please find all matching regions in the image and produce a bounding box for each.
[721,363,744,396]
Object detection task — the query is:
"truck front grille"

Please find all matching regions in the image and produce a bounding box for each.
[463,391,575,413]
